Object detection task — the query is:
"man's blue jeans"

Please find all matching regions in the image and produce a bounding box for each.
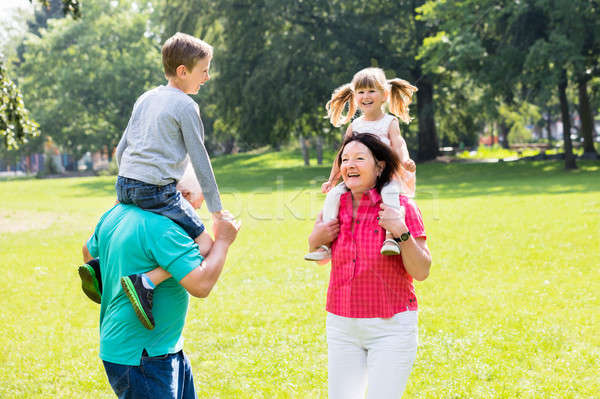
[103,350,197,399]
[116,176,205,239]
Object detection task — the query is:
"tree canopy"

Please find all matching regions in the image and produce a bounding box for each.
[3,0,598,169]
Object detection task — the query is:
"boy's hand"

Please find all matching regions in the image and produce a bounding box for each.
[403,159,416,172]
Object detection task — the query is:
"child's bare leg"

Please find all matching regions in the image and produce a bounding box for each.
[146,267,172,286]
[142,231,211,288]
[195,230,214,257]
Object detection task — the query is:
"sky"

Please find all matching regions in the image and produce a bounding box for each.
[0,0,33,11]
[0,0,34,58]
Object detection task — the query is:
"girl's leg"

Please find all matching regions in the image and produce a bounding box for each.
[365,311,418,399]
[322,183,347,222]
[305,184,347,261]
[327,313,368,399]
[380,181,404,255]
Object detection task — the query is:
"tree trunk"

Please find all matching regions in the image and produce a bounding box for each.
[558,70,577,170]
[416,75,439,161]
[499,122,510,149]
[315,135,323,165]
[299,135,310,166]
[546,110,553,146]
[577,79,598,158]
[223,136,236,154]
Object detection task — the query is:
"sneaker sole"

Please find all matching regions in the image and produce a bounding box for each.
[380,248,401,256]
[78,265,101,304]
[120,277,155,330]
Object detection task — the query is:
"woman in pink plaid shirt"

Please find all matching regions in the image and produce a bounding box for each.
[308,133,432,399]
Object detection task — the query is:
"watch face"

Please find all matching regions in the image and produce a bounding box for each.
[400,232,410,241]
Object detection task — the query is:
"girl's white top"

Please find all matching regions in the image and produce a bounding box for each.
[350,114,396,146]
[350,113,416,198]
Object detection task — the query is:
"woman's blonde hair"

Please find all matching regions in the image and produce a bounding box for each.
[325,67,418,127]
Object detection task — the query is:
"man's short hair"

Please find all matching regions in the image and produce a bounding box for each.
[162,32,213,77]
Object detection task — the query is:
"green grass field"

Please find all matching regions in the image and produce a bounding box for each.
[0,151,598,398]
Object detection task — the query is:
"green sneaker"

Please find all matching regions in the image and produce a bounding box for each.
[121,274,155,330]
[78,259,102,304]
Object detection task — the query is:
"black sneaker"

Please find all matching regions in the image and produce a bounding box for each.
[78,259,102,304]
[120,274,155,330]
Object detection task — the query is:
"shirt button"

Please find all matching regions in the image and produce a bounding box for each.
[356,220,360,224]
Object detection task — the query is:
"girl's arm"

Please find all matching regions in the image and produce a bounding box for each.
[322,125,354,193]
[388,119,416,172]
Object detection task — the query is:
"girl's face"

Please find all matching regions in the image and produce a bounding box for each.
[340,141,384,195]
[355,86,387,117]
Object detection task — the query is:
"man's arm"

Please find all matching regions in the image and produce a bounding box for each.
[82,243,93,263]
[179,213,240,298]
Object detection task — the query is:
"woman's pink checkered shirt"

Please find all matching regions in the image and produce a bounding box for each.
[327,188,426,318]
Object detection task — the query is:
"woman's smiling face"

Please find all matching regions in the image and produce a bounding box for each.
[340,141,384,195]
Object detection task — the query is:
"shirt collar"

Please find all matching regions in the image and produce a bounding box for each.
[342,187,382,205]
[366,188,382,204]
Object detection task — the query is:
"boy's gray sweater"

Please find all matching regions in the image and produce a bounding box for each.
[116,85,222,213]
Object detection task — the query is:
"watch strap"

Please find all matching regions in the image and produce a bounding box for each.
[393,231,411,243]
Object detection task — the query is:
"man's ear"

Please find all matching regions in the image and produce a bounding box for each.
[180,188,191,201]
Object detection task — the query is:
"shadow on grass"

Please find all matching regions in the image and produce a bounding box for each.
[416,160,600,199]
[71,177,116,196]
[69,158,600,199]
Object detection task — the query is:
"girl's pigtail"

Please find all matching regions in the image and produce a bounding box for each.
[326,83,356,127]
[387,78,418,124]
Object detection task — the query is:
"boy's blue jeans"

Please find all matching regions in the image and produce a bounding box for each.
[116,176,205,239]
[103,350,197,399]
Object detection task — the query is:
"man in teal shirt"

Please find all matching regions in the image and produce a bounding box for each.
[83,173,239,398]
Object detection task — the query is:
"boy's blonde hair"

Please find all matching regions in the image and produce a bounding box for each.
[326,67,418,127]
[162,32,213,77]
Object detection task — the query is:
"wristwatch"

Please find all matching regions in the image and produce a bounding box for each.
[393,231,411,243]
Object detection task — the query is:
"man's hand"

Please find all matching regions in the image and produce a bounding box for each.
[212,210,240,245]
[180,210,240,298]
[182,188,204,209]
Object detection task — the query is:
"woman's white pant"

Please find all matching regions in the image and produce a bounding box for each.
[327,311,418,399]
[322,181,403,223]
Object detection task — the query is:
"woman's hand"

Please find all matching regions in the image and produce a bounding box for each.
[377,204,408,238]
[308,212,340,251]
[378,204,431,281]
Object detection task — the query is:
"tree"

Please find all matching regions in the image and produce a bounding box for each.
[18,0,163,157]
[160,0,442,161]
[0,0,80,150]
[421,0,581,169]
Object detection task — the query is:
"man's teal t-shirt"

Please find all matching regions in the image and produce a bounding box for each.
[87,204,203,366]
